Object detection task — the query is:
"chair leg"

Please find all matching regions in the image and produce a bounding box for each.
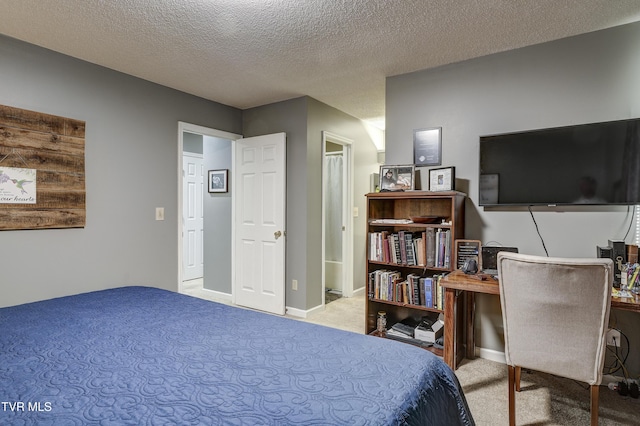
[590,384,599,426]
[515,366,521,392]
[508,365,516,426]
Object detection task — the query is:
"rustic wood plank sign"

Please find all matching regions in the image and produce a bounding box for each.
[0,104,85,230]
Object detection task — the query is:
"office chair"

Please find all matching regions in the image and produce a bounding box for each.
[497,252,613,426]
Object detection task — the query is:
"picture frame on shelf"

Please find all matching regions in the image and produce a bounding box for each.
[454,239,482,271]
[208,169,228,193]
[413,127,442,166]
[379,165,415,191]
[429,166,455,192]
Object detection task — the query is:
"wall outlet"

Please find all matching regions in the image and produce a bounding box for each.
[606,328,621,347]
[292,279,298,291]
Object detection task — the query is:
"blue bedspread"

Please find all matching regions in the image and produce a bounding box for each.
[0,287,474,425]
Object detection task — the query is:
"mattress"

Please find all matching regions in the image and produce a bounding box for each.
[0,286,474,425]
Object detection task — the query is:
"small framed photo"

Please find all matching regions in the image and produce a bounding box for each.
[379,165,415,191]
[208,169,228,193]
[429,166,455,192]
[413,127,442,166]
[454,240,482,271]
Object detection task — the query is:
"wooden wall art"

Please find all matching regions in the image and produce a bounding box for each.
[0,104,85,230]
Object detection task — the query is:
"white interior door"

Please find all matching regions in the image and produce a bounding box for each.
[182,153,204,281]
[233,133,286,315]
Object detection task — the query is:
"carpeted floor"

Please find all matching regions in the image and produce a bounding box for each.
[296,291,640,425]
[456,357,640,425]
[183,282,640,425]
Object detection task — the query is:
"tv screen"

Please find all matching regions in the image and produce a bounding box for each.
[479,118,640,206]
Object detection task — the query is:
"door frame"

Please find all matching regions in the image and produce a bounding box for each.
[321,131,354,300]
[177,122,241,293]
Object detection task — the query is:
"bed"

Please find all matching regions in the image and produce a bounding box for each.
[0,286,474,425]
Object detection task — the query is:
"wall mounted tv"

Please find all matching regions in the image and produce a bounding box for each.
[479,118,640,206]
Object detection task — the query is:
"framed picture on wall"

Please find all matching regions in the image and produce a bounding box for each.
[208,169,228,193]
[413,127,442,166]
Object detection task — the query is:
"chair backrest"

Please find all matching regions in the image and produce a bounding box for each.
[497,252,613,385]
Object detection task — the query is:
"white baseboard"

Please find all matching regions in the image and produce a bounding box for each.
[475,346,506,364]
[352,286,365,296]
[286,303,324,318]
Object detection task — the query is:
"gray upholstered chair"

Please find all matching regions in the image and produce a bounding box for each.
[497,252,613,426]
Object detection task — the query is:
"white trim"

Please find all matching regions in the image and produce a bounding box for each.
[352,286,365,297]
[286,302,324,319]
[177,122,241,294]
[475,346,507,364]
[321,131,354,303]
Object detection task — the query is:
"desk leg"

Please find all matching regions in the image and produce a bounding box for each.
[444,287,456,369]
[466,292,476,360]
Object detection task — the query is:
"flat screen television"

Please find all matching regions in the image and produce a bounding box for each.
[479,118,640,206]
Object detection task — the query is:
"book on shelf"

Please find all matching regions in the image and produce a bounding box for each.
[368,231,426,266]
[426,227,436,267]
[369,269,447,310]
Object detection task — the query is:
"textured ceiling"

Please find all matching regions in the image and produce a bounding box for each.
[1,0,640,127]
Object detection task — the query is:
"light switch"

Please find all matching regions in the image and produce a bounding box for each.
[353,207,359,217]
[155,207,165,221]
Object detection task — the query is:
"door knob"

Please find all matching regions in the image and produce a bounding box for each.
[274,230,282,240]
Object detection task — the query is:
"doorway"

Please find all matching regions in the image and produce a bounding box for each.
[177,122,240,294]
[322,131,353,304]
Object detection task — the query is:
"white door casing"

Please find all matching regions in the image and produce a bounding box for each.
[321,131,354,300]
[177,122,241,293]
[233,133,286,315]
[182,153,204,281]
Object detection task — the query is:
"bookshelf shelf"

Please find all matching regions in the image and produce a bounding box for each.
[365,191,466,354]
[368,297,442,313]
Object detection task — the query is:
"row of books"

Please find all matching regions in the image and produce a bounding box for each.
[368,269,447,309]
[368,228,452,268]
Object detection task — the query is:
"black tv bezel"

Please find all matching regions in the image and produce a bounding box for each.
[478,118,640,207]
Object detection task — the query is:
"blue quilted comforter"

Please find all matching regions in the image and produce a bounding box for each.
[0,287,474,425]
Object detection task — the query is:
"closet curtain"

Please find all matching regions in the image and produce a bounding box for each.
[325,155,343,262]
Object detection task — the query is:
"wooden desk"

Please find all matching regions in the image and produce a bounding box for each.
[441,270,640,370]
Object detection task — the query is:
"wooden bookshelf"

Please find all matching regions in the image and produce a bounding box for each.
[365,191,466,358]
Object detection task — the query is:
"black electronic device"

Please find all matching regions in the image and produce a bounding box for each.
[479,118,640,206]
[481,246,519,275]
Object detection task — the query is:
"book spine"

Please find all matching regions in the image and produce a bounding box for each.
[426,227,436,267]
[423,277,433,308]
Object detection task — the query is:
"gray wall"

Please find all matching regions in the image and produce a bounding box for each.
[306,98,380,305]
[386,22,640,375]
[203,136,232,293]
[243,97,380,311]
[0,34,242,308]
[243,97,309,310]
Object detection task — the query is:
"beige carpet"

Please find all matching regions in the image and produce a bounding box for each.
[184,283,640,424]
[295,292,640,425]
[456,357,639,425]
